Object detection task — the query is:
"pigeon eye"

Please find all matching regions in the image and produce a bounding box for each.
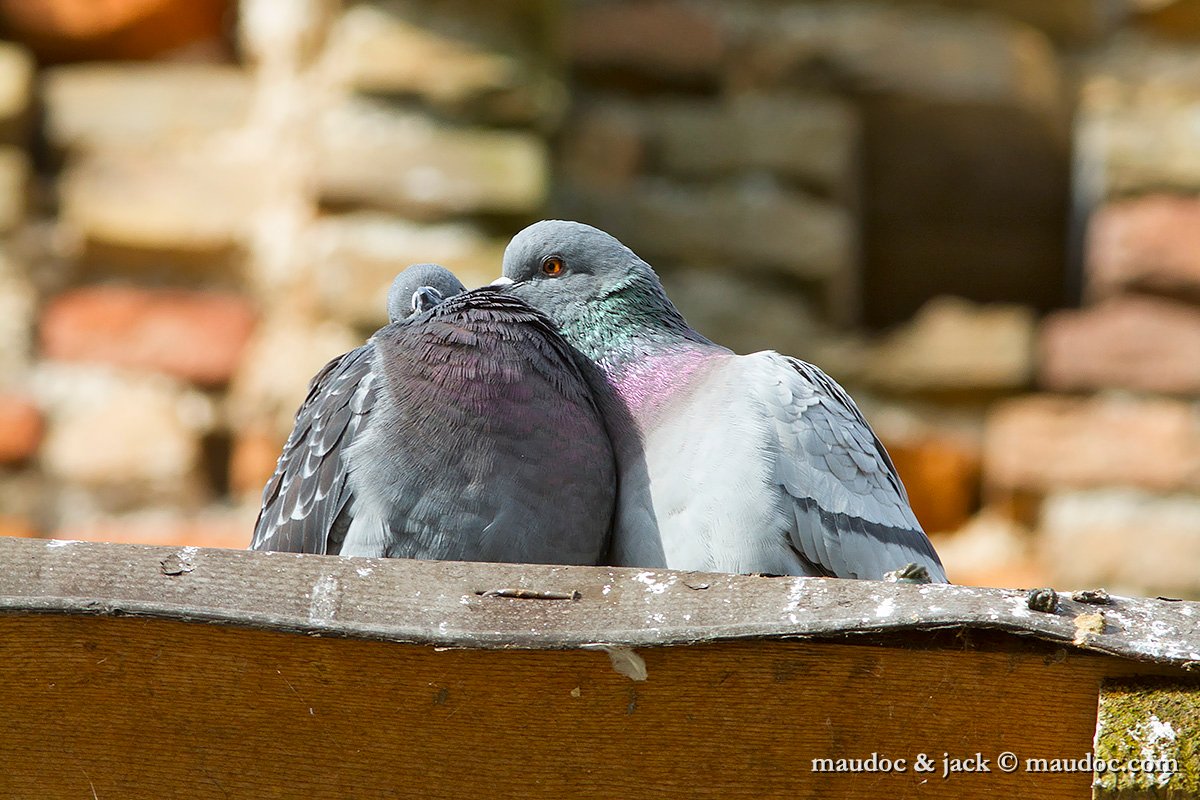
[541,256,565,277]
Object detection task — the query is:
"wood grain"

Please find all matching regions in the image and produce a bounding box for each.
[0,538,1198,666]
[0,614,1119,800]
[3,538,1199,798]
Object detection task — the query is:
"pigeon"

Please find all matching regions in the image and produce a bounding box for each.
[496,220,947,581]
[251,262,616,566]
[386,261,463,321]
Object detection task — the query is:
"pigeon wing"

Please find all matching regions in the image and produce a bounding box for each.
[751,352,947,581]
[249,344,378,555]
[344,289,616,565]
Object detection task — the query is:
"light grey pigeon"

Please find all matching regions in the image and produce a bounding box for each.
[251,262,616,565]
[496,220,947,581]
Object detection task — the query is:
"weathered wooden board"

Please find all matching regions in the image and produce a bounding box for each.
[1,538,1199,799]
[0,615,1127,799]
[0,538,1197,663]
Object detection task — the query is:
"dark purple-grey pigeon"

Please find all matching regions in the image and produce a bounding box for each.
[496,220,947,581]
[251,262,616,565]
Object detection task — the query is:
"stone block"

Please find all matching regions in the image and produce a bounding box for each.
[732,3,1062,113]
[0,41,33,144]
[1087,194,1200,301]
[317,99,548,217]
[1073,38,1200,200]
[33,365,211,489]
[40,286,257,386]
[324,2,554,123]
[0,253,35,377]
[984,394,1200,493]
[43,63,251,152]
[0,470,48,534]
[1039,295,1200,394]
[1075,92,1200,200]
[238,0,335,66]
[227,315,361,436]
[1040,489,1200,598]
[865,296,1036,393]
[560,178,852,280]
[306,213,505,327]
[884,0,1126,43]
[558,101,646,192]
[0,147,29,233]
[569,1,726,79]
[645,94,859,195]
[932,511,1048,589]
[659,269,825,359]
[60,149,259,252]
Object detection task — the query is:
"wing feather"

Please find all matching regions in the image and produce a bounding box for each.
[249,345,376,554]
[750,352,947,582]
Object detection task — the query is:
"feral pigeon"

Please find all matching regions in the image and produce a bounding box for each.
[251,262,616,566]
[497,221,947,581]
[386,261,465,321]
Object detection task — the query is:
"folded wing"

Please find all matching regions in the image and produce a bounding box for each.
[250,346,377,555]
[753,352,947,581]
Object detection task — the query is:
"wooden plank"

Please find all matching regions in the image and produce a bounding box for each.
[1095,678,1200,799]
[0,538,1198,665]
[0,613,1126,800]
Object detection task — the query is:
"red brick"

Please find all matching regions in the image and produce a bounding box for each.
[954,558,1052,591]
[0,515,38,538]
[885,435,981,534]
[984,394,1200,493]
[0,0,230,62]
[229,428,284,498]
[40,286,256,386]
[569,2,725,77]
[0,393,42,463]
[1139,0,1200,41]
[1087,194,1200,300]
[1039,295,1200,394]
[55,508,254,550]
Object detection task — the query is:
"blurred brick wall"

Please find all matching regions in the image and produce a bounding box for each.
[550,0,1200,598]
[0,0,556,549]
[2,0,1200,597]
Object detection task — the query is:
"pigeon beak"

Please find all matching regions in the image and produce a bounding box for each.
[411,286,444,314]
[490,276,514,287]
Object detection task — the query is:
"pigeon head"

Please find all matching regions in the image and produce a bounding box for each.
[386,263,466,323]
[499,219,676,315]
[497,220,702,362]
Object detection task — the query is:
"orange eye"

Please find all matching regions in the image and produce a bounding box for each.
[541,256,564,277]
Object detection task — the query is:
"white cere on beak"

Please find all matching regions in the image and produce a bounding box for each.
[490,276,514,287]
[411,287,444,314]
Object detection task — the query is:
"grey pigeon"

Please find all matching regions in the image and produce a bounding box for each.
[386,262,459,321]
[497,220,947,581]
[251,262,616,565]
